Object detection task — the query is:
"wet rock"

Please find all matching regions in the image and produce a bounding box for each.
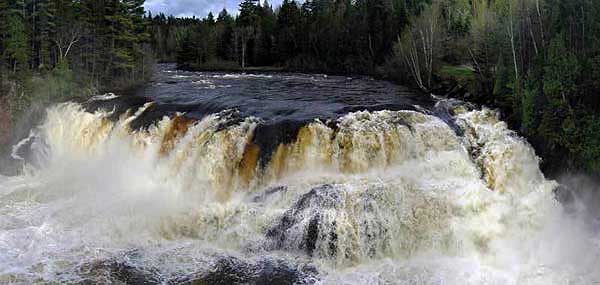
[129,103,189,131]
[177,256,318,285]
[431,98,475,136]
[266,185,341,257]
[337,103,422,115]
[76,258,162,285]
[213,109,246,132]
[82,95,150,122]
[253,120,307,168]
[554,184,575,206]
[252,185,288,203]
[266,184,389,259]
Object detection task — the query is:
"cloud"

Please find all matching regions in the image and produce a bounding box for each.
[144,0,283,18]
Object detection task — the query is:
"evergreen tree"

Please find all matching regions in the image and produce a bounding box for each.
[238,0,260,68]
[256,0,276,65]
[0,0,9,87]
[275,0,301,62]
[216,9,236,61]
[0,0,9,61]
[6,2,30,73]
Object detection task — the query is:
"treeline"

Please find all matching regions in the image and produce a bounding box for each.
[0,0,151,85]
[162,0,429,72]
[0,0,152,147]
[148,13,197,63]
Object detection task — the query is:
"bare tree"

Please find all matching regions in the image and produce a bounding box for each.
[469,0,498,83]
[54,25,82,62]
[505,0,519,84]
[395,2,443,91]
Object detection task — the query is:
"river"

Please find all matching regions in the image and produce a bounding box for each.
[0,64,599,284]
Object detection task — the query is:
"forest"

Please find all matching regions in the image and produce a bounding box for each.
[1,0,600,178]
[0,0,150,153]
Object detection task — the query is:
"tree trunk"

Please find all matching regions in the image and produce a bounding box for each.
[31,0,36,70]
[508,1,519,85]
[241,34,246,70]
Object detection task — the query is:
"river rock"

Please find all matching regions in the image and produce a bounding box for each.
[75,257,161,284]
[177,256,318,285]
[266,184,389,260]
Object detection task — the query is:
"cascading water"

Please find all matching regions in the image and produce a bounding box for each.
[1,67,599,284]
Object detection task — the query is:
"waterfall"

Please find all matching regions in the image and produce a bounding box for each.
[1,96,598,284]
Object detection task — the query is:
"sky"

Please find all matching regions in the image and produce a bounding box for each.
[144,0,284,18]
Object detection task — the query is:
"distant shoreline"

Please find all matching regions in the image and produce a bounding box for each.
[173,62,411,86]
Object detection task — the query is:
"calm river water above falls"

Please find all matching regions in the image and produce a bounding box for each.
[1,64,599,284]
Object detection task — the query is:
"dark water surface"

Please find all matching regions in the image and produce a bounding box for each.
[130,64,432,123]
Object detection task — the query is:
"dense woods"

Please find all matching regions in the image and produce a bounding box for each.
[1,0,600,177]
[166,0,427,73]
[0,0,152,148]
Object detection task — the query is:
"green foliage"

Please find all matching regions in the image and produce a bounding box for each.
[520,78,536,133]
[543,36,581,108]
[440,65,475,80]
[581,115,600,172]
[0,0,153,145]
[172,0,428,73]
[7,60,85,120]
[5,12,30,72]
[442,0,471,35]
[493,55,515,109]
[239,0,260,27]
[49,60,75,98]
[393,2,444,90]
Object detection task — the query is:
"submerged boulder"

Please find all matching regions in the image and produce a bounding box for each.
[177,256,318,285]
[266,184,342,257]
[75,252,317,285]
[265,184,391,261]
[75,256,162,285]
[252,185,288,203]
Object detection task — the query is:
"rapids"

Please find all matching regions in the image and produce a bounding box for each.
[1,66,599,284]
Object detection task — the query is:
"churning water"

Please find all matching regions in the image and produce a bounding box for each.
[1,65,599,284]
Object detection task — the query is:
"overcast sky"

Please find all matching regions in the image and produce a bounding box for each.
[144,0,284,18]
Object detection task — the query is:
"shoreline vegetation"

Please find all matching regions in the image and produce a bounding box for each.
[0,0,151,159]
[2,0,600,180]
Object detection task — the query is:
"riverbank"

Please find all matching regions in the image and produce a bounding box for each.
[0,66,154,175]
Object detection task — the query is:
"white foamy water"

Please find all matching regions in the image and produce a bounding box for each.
[0,100,598,284]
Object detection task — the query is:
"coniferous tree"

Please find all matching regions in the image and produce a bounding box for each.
[275,0,301,62]
[6,1,30,73]
[216,9,236,61]
[238,0,259,68]
[0,0,9,67]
